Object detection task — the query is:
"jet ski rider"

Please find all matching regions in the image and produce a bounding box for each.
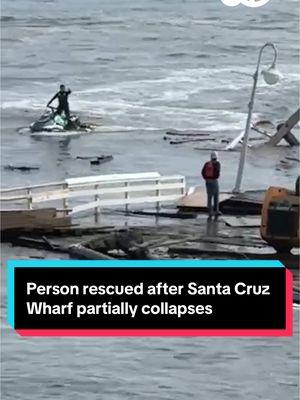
[47,84,71,122]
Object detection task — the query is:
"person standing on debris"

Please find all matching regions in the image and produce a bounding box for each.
[202,151,221,220]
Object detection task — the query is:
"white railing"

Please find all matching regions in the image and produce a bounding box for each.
[0,172,186,221]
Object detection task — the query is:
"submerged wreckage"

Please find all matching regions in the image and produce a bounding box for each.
[165,109,299,151]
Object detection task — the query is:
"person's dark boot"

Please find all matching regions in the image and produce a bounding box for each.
[214,211,222,221]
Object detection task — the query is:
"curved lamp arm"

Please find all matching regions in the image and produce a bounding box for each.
[256,42,278,72]
[233,42,278,193]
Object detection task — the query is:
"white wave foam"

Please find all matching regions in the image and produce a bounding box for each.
[3,63,296,133]
[1,99,42,110]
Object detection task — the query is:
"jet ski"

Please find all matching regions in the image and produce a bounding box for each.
[29,107,94,134]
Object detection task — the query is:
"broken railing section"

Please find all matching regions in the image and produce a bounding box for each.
[0,172,186,230]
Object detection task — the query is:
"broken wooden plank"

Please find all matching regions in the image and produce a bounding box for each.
[225,131,245,150]
[168,246,248,259]
[139,235,198,249]
[128,209,197,219]
[0,208,71,233]
[90,156,113,165]
[51,225,115,237]
[251,126,272,138]
[165,129,214,137]
[219,191,265,215]
[268,109,300,146]
[68,244,113,260]
[4,165,40,171]
[198,236,265,248]
[285,156,300,163]
[164,135,210,141]
[177,187,232,211]
[169,138,216,145]
[194,147,238,152]
[221,216,261,228]
[76,155,113,161]
[10,236,62,251]
[7,235,115,260]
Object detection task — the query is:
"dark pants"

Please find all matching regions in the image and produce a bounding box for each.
[206,180,219,217]
[57,104,70,120]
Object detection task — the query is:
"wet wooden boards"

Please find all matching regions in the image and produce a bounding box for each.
[0,208,71,233]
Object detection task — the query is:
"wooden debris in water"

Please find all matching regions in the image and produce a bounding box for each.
[165,129,214,137]
[68,244,113,260]
[4,220,299,263]
[126,209,197,219]
[4,165,40,171]
[3,219,299,302]
[194,146,236,152]
[169,138,216,145]
[76,155,113,165]
[285,156,300,163]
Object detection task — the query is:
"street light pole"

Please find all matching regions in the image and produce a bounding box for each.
[233,42,279,193]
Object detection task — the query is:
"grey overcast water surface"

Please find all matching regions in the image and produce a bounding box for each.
[1,0,299,399]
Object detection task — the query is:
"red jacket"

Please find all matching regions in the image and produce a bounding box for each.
[202,161,221,180]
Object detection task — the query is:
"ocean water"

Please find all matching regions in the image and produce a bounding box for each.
[1,244,299,400]
[1,0,299,190]
[1,0,299,399]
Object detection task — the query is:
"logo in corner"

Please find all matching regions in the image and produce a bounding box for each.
[221,0,271,7]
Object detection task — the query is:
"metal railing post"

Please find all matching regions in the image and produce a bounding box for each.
[27,189,33,210]
[62,183,68,211]
[156,179,160,213]
[181,177,185,195]
[125,181,129,214]
[94,184,100,222]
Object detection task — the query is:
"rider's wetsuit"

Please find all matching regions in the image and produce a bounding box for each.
[47,89,71,119]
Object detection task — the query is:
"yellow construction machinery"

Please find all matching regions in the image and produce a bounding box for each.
[260,177,299,253]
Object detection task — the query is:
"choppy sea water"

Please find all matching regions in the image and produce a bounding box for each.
[1,0,299,190]
[1,0,299,398]
[1,245,299,400]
